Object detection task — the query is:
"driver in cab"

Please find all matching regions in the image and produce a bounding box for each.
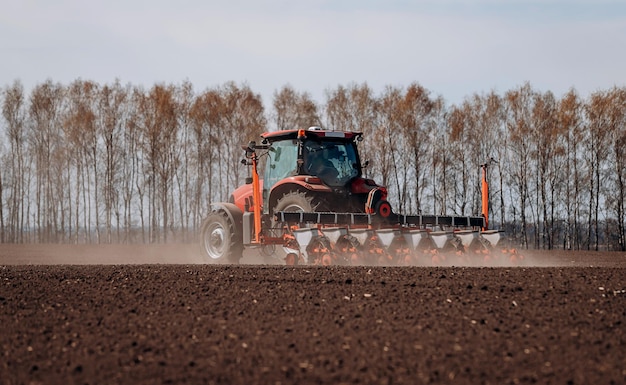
[305,144,339,181]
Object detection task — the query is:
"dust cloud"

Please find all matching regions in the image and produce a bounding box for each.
[0,243,623,268]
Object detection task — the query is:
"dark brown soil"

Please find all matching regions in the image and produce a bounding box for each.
[1,245,625,384]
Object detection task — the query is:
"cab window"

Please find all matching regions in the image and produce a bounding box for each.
[263,139,298,208]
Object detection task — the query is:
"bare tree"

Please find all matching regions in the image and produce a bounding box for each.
[614,102,626,250]
[602,87,626,250]
[447,101,480,218]
[585,90,614,250]
[96,80,129,242]
[28,81,66,243]
[529,90,561,249]
[133,84,179,242]
[2,81,28,242]
[272,84,320,130]
[504,83,536,248]
[65,80,100,243]
[172,81,195,241]
[397,83,436,214]
[556,89,584,249]
[429,97,451,216]
[121,90,142,243]
[189,88,222,225]
[376,86,404,210]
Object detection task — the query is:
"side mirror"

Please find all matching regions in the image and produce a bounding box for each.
[246,141,256,155]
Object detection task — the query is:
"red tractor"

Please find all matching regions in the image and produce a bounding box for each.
[200,127,502,265]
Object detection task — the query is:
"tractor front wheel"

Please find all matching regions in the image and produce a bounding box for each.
[200,210,243,264]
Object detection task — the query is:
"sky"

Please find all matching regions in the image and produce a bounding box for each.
[2,0,626,107]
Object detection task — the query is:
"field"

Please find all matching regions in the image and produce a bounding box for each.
[1,244,625,384]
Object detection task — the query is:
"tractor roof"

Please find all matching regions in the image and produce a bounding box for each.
[261,127,362,142]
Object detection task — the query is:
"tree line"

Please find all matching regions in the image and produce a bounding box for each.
[1,79,624,251]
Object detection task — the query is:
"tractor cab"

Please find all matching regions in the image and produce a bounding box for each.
[261,131,360,190]
[229,126,388,220]
[302,140,359,187]
[258,127,374,213]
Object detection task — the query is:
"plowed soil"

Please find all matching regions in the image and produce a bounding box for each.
[1,244,625,385]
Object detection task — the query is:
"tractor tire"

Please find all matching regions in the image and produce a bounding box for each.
[200,210,243,264]
[273,190,319,213]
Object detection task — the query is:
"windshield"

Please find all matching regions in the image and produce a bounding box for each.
[263,139,299,209]
[303,140,360,187]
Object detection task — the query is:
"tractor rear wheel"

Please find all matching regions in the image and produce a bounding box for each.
[200,210,243,264]
[273,190,319,213]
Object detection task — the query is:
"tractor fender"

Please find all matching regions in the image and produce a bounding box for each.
[231,181,261,213]
[209,202,244,239]
[272,176,333,194]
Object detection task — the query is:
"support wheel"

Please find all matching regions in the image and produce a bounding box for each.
[200,210,243,264]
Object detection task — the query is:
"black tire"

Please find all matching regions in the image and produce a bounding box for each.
[273,190,318,214]
[200,210,243,264]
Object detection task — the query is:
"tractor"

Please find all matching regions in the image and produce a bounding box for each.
[200,126,504,265]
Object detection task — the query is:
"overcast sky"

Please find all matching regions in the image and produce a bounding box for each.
[2,0,625,107]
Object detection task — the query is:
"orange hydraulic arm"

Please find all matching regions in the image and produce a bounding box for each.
[244,142,264,244]
[251,152,262,243]
[480,159,498,231]
[481,163,489,231]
